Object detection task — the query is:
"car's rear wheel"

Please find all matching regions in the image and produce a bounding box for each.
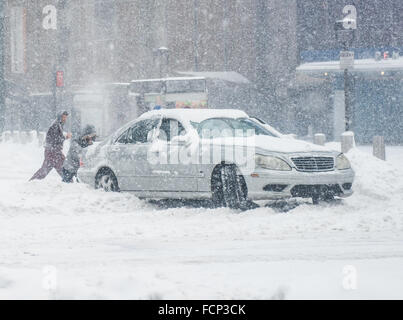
[95,169,119,192]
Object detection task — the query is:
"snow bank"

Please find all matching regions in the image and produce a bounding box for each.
[347,148,403,205]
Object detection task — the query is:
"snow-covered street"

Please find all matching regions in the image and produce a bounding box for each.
[0,140,402,299]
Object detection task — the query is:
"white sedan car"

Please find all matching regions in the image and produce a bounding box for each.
[78,109,354,209]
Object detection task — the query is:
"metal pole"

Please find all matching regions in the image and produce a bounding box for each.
[223,0,229,71]
[159,52,162,79]
[0,1,5,134]
[193,0,199,71]
[56,0,69,117]
[52,65,57,118]
[335,18,355,133]
[344,68,350,131]
[343,41,351,132]
[165,51,169,78]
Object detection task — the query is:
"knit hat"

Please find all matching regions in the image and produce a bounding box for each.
[81,124,96,137]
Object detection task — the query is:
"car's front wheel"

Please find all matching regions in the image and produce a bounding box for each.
[95,169,119,192]
[214,164,251,210]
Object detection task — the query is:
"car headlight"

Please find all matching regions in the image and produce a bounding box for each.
[255,155,292,171]
[336,154,351,170]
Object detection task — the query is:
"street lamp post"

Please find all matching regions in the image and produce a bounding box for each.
[54,0,69,118]
[193,0,199,72]
[335,19,356,132]
[156,47,169,79]
[343,68,350,131]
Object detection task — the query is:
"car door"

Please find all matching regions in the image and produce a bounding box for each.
[111,118,161,191]
[108,126,132,189]
[149,117,199,192]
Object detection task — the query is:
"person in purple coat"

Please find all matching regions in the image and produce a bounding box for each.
[30,111,72,181]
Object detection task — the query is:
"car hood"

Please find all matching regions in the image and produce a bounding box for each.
[203,135,334,154]
[254,135,333,154]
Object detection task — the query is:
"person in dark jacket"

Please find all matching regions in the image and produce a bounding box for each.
[30,111,72,181]
[62,125,97,183]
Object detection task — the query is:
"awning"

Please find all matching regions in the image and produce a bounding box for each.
[175,71,251,84]
[297,57,403,74]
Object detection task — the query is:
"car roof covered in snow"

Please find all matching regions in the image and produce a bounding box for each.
[108,108,250,142]
[138,108,249,123]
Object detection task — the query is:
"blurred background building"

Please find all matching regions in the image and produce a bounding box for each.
[295,0,403,143]
[0,0,401,143]
[0,0,298,136]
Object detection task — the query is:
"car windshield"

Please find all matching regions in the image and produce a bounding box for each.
[249,117,283,137]
[191,117,277,139]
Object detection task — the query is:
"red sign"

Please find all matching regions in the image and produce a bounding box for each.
[56,71,64,87]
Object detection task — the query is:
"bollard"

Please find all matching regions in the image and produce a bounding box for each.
[3,131,12,142]
[28,130,37,144]
[373,136,386,161]
[37,132,46,146]
[314,133,326,146]
[12,131,21,144]
[20,131,29,144]
[341,131,355,154]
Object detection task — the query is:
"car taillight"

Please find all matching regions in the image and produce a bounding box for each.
[80,158,84,167]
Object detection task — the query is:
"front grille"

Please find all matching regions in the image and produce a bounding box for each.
[291,157,334,172]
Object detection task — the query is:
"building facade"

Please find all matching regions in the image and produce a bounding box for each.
[1,0,299,134]
[295,0,403,144]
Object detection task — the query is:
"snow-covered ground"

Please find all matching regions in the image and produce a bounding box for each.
[0,139,402,299]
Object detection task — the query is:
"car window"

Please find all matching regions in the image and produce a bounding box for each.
[116,129,129,144]
[125,119,160,144]
[237,118,276,137]
[158,118,186,141]
[194,117,277,138]
[198,118,233,138]
[241,118,280,137]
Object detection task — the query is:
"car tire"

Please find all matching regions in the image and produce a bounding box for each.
[220,165,249,210]
[95,169,120,192]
